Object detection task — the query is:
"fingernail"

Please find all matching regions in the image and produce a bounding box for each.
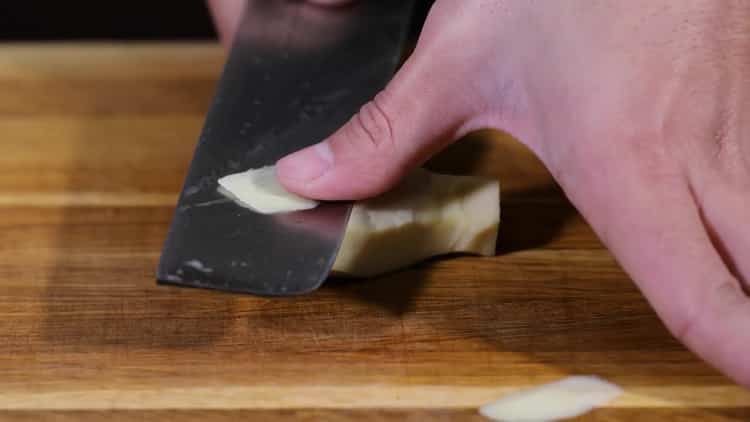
[278,141,333,182]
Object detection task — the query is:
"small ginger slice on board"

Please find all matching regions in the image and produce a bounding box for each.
[479,376,623,422]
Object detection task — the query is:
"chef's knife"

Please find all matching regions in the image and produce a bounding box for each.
[157,0,417,296]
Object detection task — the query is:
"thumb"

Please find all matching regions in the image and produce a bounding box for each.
[276,47,478,200]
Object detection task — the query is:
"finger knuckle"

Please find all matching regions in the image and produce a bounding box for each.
[350,94,396,152]
[673,308,702,348]
[672,278,743,346]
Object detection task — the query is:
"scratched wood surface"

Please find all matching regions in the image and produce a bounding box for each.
[0,43,748,421]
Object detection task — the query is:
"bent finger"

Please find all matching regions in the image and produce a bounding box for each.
[572,157,750,387]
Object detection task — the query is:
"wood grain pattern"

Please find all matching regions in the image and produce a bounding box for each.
[0,43,748,421]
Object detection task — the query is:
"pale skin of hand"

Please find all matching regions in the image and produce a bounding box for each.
[209,0,750,387]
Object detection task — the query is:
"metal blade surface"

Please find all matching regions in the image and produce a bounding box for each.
[157,0,416,295]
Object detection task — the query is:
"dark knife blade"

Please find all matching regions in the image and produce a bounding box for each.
[157,0,417,296]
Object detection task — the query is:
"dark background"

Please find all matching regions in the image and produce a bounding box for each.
[0,1,433,41]
[0,1,218,40]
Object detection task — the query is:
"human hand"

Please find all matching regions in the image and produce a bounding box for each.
[271,0,750,387]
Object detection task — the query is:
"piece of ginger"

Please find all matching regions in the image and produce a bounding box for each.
[332,168,499,277]
[479,376,623,421]
[218,166,500,277]
[217,166,318,214]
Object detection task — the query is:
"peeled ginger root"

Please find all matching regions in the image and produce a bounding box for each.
[332,168,499,277]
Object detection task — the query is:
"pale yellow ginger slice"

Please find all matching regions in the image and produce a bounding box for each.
[217,166,318,214]
[479,376,623,422]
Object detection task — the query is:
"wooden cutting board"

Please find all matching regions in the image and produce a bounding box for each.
[0,43,748,421]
